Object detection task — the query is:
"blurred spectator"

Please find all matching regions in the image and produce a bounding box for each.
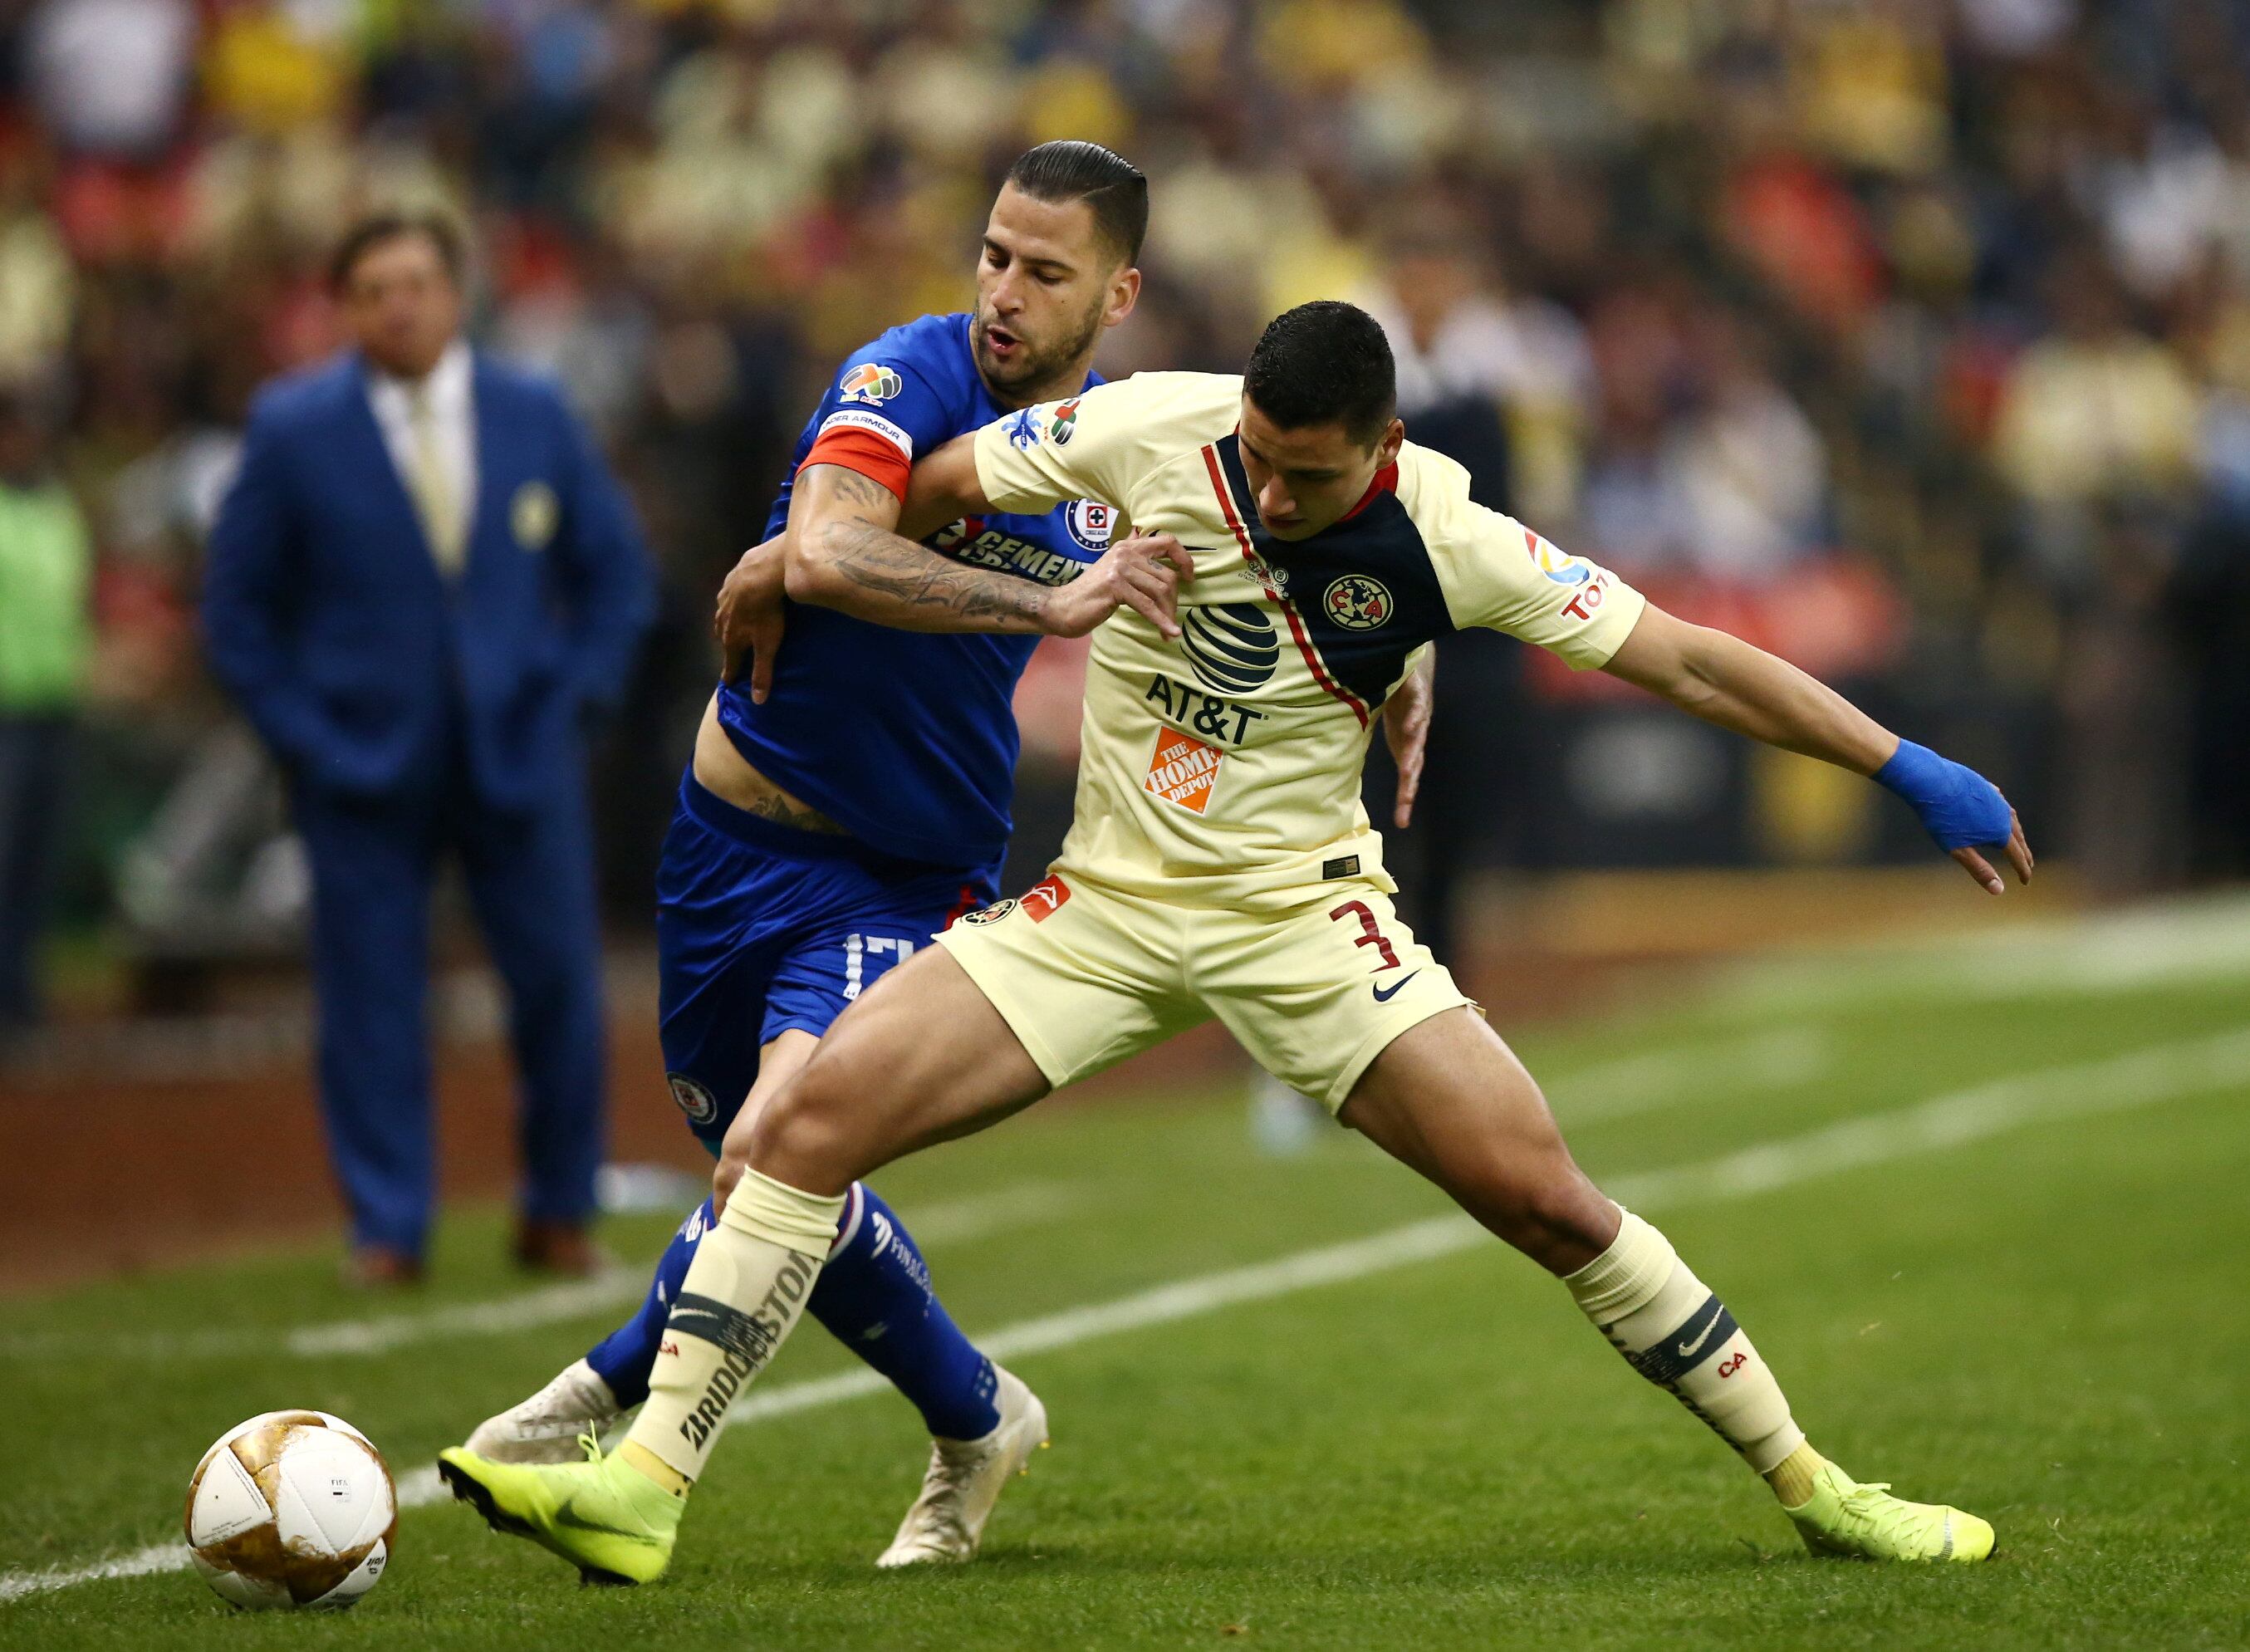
[1992,249,2202,569]
[25,0,197,157]
[0,388,91,1033]
[1359,202,1591,525]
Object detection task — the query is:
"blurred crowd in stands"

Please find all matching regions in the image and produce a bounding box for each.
[3,0,2250,1023]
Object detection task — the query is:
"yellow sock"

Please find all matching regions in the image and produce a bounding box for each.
[618,1440,691,1498]
[1765,1441,1826,1509]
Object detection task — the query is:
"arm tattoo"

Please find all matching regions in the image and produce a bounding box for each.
[826,468,896,509]
[821,518,1051,630]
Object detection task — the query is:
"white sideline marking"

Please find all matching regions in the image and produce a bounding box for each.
[0,1184,1084,1365]
[7,1026,2247,1605]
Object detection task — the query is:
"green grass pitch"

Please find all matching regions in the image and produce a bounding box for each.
[5,906,2249,1649]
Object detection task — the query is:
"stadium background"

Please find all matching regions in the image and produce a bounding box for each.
[1,1,2248,1254]
[3,3,2250,1642]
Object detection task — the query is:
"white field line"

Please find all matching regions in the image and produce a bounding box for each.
[1547,1027,1833,1125]
[0,1184,1085,1365]
[8,1024,2245,1605]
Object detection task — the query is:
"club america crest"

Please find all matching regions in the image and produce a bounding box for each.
[1321,574,1394,630]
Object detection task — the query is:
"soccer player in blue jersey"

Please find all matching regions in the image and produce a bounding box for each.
[458,142,1195,1566]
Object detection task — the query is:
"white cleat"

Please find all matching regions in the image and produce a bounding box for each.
[875,1365,1049,1567]
[462,1358,624,1465]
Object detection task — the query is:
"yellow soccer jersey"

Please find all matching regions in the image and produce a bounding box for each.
[973,372,1646,909]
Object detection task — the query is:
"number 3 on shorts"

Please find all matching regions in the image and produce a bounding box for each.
[1328,900,1401,971]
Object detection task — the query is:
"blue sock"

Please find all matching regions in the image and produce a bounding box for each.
[809,1184,1001,1440]
[585,1197,710,1409]
[583,1186,999,1439]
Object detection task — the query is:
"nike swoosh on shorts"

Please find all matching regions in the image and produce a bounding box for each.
[1371,971,1421,1003]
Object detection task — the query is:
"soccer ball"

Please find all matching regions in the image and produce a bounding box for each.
[184,1410,395,1610]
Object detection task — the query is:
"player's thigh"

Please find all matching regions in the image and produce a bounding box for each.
[1201,884,1471,1113]
[934,875,1200,1095]
[736,885,990,1147]
[731,944,1051,1198]
[1339,1007,1616,1273]
[740,875,1197,1195]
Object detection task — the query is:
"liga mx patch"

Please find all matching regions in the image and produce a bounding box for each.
[837,362,904,404]
[1145,728,1222,815]
[1522,524,1593,586]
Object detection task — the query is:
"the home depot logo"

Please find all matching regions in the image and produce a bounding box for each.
[1145,728,1223,814]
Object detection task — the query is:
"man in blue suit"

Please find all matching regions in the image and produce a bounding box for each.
[203,211,655,1287]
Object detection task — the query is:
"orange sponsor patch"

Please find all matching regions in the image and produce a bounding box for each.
[1022,874,1071,921]
[1144,728,1223,814]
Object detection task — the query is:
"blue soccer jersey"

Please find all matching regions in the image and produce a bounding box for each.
[714,311,1115,867]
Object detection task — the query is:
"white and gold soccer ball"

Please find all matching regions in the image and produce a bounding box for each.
[184,1410,396,1610]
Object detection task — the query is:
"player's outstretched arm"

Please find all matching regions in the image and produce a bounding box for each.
[1601,604,2034,895]
[783,437,1193,639]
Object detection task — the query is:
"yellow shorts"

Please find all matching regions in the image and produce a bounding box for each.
[935,870,1472,1112]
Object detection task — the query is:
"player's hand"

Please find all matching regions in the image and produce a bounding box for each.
[714,537,787,703]
[1951,808,2035,896]
[1384,648,1434,828]
[1873,739,2034,896]
[1044,531,1196,640]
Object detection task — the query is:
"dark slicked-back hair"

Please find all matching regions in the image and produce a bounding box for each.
[328,208,467,292]
[1243,301,1398,445]
[1004,140,1148,267]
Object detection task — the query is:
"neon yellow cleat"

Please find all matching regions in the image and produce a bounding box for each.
[437,1438,684,1585]
[1785,1461,1995,1562]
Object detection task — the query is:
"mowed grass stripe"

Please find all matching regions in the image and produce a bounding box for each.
[8,1023,2243,1608]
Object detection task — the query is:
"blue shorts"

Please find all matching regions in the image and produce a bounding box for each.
[657,775,1000,1155]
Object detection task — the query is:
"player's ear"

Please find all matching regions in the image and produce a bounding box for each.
[1102,265,1141,330]
[1375,416,1404,466]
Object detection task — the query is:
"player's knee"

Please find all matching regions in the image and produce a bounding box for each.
[741,1070,860,1196]
[1458,1150,1609,1272]
[709,1154,745,1218]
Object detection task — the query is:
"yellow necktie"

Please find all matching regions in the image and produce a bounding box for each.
[408,385,466,577]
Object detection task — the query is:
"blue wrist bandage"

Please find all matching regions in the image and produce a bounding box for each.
[1874,739,2012,851]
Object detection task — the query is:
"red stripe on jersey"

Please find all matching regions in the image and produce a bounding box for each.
[1339,461,1399,523]
[1200,444,1370,728]
[800,429,911,500]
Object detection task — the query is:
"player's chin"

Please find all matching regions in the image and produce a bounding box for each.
[977,343,1042,389]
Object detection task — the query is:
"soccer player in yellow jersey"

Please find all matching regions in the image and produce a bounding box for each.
[441,301,2036,1581]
